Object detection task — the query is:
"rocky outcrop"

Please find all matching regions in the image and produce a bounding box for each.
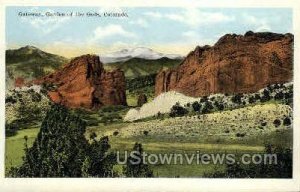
[155,31,293,97]
[137,93,148,107]
[33,54,127,109]
[14,77,25,88]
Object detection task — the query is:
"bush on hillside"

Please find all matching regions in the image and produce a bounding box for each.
[205,144,292,178]
[123,143,153,177]
[273,119,281,127]
[192,101,201,112]
[170,102,188,117]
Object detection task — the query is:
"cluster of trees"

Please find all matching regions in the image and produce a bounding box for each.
[168,83,293,118]
[5,88,50,137]
[126,74,156,93]
[169,99,218,118]
[273,116,292,128]
[205,144,292,178]
[6,89,43,105]
[170,102,189,117]
[245,83,292,106]
[8,105,153,178]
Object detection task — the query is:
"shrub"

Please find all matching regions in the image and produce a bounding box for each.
[274,92,284,100]
[236,133,246,137]
[169,102,188,117]
[143,130,149,136]
[5,96,17,104]
[201,101,214,114]
[283,117,291,126]
[248,96,255,104]
[217,103,225,111]
[231,93,243,104]
[31,92,42,102]
[260,89,271,102]
[255,94,261,101]
[213,101,225,111]
[200,96,208,103]
[273,119,281,127]
[5,122,18,137]
[192,101,201,112]
[261,121,267,126]
[113,131,119,136]
[123,143,153,177]
[137,94,147,107]
[157,112,162,117]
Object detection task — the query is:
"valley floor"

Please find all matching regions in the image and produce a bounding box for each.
[6,103,292,177]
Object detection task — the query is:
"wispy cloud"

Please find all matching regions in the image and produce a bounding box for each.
[89,24,136,43]
[98,7,125,13]
[182,30,214,45]
[20,8,71,34]
[145,8,234,28]
[129,18,149,28]
[143,11,163,18]
[242,14,271,32]
[182,30,198,38]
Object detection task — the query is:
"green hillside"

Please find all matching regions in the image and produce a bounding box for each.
[104,57,182,79]
[6,46,69,88]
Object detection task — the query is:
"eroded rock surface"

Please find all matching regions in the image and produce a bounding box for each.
[155,31,293,97]
[33,54,127,109]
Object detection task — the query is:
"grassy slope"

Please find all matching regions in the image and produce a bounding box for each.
[6,46,68,81]
[6,103,292,177]
[5,128,39,172]
[7,128,291,177]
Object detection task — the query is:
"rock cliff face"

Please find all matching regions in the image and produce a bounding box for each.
[155,31,293,97]
[33,54,127,109]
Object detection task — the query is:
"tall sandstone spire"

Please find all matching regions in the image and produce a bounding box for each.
[155,31,293,97]
[33,54,127,109]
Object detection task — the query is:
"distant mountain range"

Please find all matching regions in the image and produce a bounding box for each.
[5,46,183,89]
[100,47,183,63]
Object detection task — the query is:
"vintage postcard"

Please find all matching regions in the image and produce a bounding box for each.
[0,0,299,191]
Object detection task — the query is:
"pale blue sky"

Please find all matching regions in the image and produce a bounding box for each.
[6,7,292,57]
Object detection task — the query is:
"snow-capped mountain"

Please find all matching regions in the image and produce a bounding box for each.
[100,47,183,63]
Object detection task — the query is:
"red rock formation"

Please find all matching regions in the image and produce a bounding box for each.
[155,31,293,97]
[15,77,25,88]
[33,54,127,109]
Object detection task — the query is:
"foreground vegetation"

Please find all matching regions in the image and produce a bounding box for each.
[5,82,293,177]
[7,105,153,177]
[6,102,292,177]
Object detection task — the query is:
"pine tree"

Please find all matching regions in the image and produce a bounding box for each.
[9,104,115,177]
[124,143,153,177]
